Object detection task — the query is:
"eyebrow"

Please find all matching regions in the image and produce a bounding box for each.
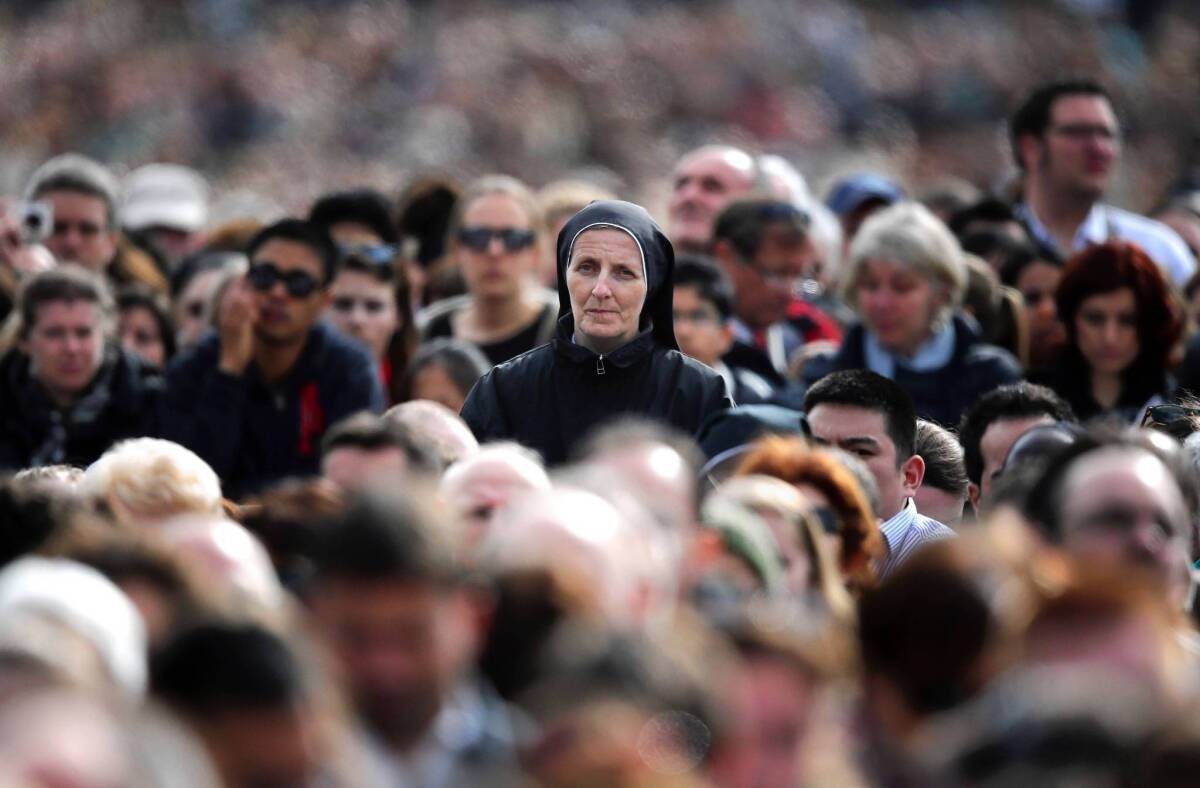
[814,435,881,451]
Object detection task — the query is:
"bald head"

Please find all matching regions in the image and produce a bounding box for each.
[668,145,758,252]
[440,444,551,551]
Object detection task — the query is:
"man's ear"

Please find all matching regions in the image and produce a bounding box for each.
[967,481,981,510]
[901,454,925,499]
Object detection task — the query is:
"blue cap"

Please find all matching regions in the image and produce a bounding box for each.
[825,174,904,217]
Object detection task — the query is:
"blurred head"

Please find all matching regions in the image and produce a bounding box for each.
[170,251,247,351]
[26,153,120,270]
[957,382,1075,508]
[151,622,320,788]
[320,412,441,492]
[1056,241,1181,379]
[451,175,543,304]
[83,438,222,527]
[244,219,339,345]
[158,515,284,612]
[711,198,812,328]
[841,202,967,356]
[309,492,474,751]
[439,443,551,552]
[913,420,969,527]
[672,255,735,367]
[824,172,904,247]
[668,144,759,253]
[997,242,1066,364]
[384,399,479,468]
[1011,79,1119,201]
[116,285,175,369]
[16,265,114,407]
[121,163,209,265]
[804,370,922,520]
[406,338,491,414]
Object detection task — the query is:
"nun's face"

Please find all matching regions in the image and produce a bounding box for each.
[567,228,648,354]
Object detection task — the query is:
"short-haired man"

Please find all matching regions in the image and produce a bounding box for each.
[667,144,760,254]
[804,370,953,578]
[162,219,384,498]
[673,255,775,404]
[1010,79,1195,285]
[308,492,522,785]
[320,412,440,492]
[711,198,840,387]
[0,266,161,470]
[957,382,1076,510]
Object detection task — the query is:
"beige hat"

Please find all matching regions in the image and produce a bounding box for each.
[122,163,209,233]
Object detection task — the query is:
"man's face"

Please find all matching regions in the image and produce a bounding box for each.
[20,300,106,404]
[1058,448,1190,594]
[41,189,117,271]
[321,447,409,493]
[1029,94,1120,201]
[248,238,331,345]
[672,285,731,367]
[978,415,1056,503]
[724,225,809,328]
[311,579,472,750]
[667,148,756,252]
[456,193,539,303]
[807,403,913,520]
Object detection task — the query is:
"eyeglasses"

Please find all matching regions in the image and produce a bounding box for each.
[1048,123,1120,143]
[457,226,536,253]
[672,308,723,326]
[247,263,322,299]
[1142,404,1200,430]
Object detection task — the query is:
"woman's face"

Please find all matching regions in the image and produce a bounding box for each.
[119,305,167,368]
[411,362,468,413]
[855,258,945,356]
[1017,260,1066,356]
[456,193,538,303]
[175,269,223,351]
[327,270,398,359]
[1074,287,1139,376]
[566,228,648,354]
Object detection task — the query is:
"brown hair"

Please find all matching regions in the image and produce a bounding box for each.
[734,436,883,588]
[16,264,114,339]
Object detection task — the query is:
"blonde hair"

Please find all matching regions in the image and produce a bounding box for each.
[83,438,222,526]
[840,201,967,327]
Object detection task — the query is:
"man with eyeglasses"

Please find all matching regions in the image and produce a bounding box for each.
[162,219,384,498]
[1010,79,1195,285]
[710,198,841,391]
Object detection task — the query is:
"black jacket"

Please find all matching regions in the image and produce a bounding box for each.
[0,346,162,471]
[461,200,733,464]
[802,315,1021,428]
[160,322,384,499]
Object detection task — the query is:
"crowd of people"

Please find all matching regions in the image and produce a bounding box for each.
[4,18,1200,785]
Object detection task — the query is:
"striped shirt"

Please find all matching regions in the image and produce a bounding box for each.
[877,498,955,580]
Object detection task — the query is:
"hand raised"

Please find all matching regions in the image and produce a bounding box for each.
[217,277,258,375]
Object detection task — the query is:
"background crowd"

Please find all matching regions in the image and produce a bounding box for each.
[4,1,1200,787]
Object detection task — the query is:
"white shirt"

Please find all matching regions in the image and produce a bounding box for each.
[1018,202,1197,286]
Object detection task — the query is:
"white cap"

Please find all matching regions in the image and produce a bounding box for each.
[122,163,209,233]
[0,557,147,698]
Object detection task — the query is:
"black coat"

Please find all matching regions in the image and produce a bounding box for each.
[460,317,733,465]
[802,315,1021,428]
[0,346,162,471]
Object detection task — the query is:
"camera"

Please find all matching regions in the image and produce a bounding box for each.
[15,201,53,245]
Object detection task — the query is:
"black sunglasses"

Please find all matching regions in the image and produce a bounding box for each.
[1142,404,1200,429]
[247,263,322,299]
[457,226,536,253]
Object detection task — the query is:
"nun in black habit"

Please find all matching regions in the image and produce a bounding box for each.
[460,199,734,465]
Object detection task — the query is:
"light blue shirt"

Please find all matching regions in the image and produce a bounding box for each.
[1017,202,1196,286]
[863,320,956,380]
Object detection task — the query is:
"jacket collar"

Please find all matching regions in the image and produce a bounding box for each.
[551,315,657,369]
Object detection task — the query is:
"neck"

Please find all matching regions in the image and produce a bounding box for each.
[1026,177,1095,251]
[254,334,308,383]
[577,332,627,356]
[1091,369,1123,409]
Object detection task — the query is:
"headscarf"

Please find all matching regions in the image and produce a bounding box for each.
[556,200,678,351]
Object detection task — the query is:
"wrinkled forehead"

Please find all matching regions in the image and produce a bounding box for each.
[567,224,647,279]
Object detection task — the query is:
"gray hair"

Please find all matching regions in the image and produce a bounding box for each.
[840,201,967,327]
[25,154,121,231]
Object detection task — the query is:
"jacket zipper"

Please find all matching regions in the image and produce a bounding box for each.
[596,354,605,375]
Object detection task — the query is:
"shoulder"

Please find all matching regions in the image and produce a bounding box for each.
[415,294,472,334]
[168,332,221,376]
[1107,206,1195,261]
[914,513,956,542]
[954,318,1021,378]
[313,322,375,369]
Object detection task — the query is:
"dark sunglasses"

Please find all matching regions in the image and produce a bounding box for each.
[457,226,536,253]
[247,263,322,299]
[1142,404,1200,429]
[810,505,841,536]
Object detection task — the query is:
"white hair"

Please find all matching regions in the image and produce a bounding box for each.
[83,438,222,526]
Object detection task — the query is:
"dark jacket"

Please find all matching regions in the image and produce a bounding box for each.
[803,315,1021,428]
[461,200,733,464]
[1034,346,1172,425]
[0,346,162,471]
[160,321,384,499]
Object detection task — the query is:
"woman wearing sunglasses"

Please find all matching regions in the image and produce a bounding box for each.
[417,176,558,367]
[461,200,732,465]
[1033,240,1182,425]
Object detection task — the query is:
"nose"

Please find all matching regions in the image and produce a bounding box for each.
[592,274,613,299]
[1101,318,1123,345]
